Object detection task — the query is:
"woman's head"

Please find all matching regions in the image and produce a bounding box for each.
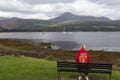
[81,44,86,49]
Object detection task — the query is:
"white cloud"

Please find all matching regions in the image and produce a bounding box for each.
[0,0,32,13]
[0,11,49,20]
[33,4,53,12]
[50,0,114,19]
[20,0,75,4]
[90,0,120,6]
[71,0,114,17]
[0,0,119,20]
[89,0,120,19]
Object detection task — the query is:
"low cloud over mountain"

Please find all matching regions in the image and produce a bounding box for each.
[0,0,120,20]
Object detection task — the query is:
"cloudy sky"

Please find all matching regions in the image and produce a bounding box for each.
[0,0,120,20]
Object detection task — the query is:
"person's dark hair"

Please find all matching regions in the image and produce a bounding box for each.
[81,44,86,49]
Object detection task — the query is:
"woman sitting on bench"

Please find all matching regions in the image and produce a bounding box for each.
[75,44,91,80]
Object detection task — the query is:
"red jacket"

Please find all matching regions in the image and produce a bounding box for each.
[75,48,90,63]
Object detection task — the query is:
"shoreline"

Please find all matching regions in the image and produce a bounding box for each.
[0,32,120,52]
[2,38,120,52]
[0,39,120,70]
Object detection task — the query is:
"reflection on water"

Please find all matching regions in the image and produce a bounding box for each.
[16,39,80,50]
[52,41,80,50]
[0,32,120,51]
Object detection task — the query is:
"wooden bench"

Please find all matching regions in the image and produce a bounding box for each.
[57,62,112,80]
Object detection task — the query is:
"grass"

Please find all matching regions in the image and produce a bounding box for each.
[0,56,120,80]
[112,71,120,80]
[0,56,57,80]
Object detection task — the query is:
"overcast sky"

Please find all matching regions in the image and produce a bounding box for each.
[0,0,120,20]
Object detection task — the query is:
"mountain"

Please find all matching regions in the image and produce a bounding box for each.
[1,12,120,32]
[0,17,23,29]
[0,17,7,20]
[50,12,111,23]
[0,12,111,30]
[0,17,51,30]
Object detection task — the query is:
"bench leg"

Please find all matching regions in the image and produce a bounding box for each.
[58,72,61,80]
[109,74,112,80]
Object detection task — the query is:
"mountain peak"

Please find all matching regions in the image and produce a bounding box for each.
[59,12,78,18]
[51,12,111,23]
[61,12,74,16]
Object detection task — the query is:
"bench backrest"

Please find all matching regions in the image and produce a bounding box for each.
[57,62,112,74]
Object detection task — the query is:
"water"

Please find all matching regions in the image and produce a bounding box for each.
[0,32,120,51]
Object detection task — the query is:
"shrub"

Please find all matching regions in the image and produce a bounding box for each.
[45,55,55,61]
[8,50,21,57]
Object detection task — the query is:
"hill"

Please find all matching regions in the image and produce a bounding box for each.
[0,17,51,30]
[0,17,7,20]
[50,12,111,23]
[52,20,120,31]
[1,12,120,32]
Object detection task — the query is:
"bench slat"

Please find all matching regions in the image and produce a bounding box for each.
[57,62,112,74]
[57,62,112,80]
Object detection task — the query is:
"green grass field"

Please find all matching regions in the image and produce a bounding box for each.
[0,56,57,80]
[0,56,119,80]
